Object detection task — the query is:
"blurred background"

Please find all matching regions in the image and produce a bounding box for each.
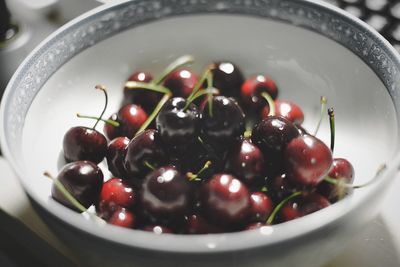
[1,0,400,266]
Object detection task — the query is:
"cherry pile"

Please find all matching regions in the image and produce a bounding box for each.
[48,56,356,234]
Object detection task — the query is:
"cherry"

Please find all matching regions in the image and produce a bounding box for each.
[106,137,130,178]
[104,113,119,140]
[117,104,148,138]
[241,75,278,111]
[98,178,136,218]
[201,96,245,150]
[140,166,192,220]
[142,225,173,234]
[156,97,201,150]
[261,100,304,125]
[108,208,135,228]
[124,129,166,179]
[210,61,244,97]
[245,222,265,230]
[51,161,103,210]
[249,192,273,222]
[163,68,198,98]
[185,214,222,234]
[200,174,250,226]
[225,139,265,185]
[123,71,162,112]
[280,193,330,222]
[317,158,354,202]
[268,173,299,202]
[63,126,107,164]
[284,135,333,186]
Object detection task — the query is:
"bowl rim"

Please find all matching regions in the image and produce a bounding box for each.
[1,0,400,253]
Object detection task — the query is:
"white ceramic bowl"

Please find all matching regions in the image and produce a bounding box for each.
[2,1,400,267]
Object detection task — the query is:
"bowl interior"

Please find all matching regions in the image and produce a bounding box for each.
[14,13,399,251]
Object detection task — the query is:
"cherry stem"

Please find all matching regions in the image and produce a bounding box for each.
[152,55,195,85]
[261,92,275,116]
[76,113,120,127]
[92,85,108,130]
[266,191,302,225]
[44,172,87,213]
[135,92,172,137]
[186,68,211,102]
[261,186,268,193]
[124,81,171,94]
[313,96,327,136]
[323,164,387,189]
[187,160,212,181]
[184,88,219,111]
[143,160,155,171]
[206,71,214,117]
[328,107,335,153]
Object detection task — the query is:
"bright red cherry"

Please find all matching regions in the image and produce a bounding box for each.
[284,135,333,186]
[317,158,354,202]
[261,100,304,125]
[108,208,135,228]
[249,192,273,222]
[163,68,198,98]
[280,193,330,222]
[106,137,130,178]
[117,104,148,138]
[241,75,278,111]
[99,178,136,214]
[200,174,250,226]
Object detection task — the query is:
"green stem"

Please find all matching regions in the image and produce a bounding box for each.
[187,160,212,181]
[186,68,211,102]
[244,130,252,139]
[76,113,120,127]
[328,107,335,153]
[144,161,155,171]
[134,93,172,137]
[124,81,171,94]
[313,96,327,136]
[93,85,108,130]
[206,71,214,117]
[152,55,195,85]
[266,191,302,225]
[261,92,275,116]
[184,88,219,111]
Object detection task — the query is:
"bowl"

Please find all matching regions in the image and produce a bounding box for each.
[2,0,400,267]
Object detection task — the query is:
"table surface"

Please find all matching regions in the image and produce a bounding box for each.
[0,157,400,267]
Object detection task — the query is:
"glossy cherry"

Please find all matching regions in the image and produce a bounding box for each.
[106,137,130,178]
[63,126,107,164]
[140,166,192,220]
[117,104,148,138]
[225,139,265,185]
[201,96,245,150]
[156,97,201,149]
[241,75,278,111]
[163,68,198,98]
[280,193,330,222]
[261,100,304,125]
[249,192,273,222]
[124,129,166,180]
[123,71,161,112]
[51,161,104,210]
[108,208,135,228]
[142,225,173,234]
[210,61,244,97]
[317,158,354,202]
[268,173,299,202]
[104,113,119,140]
[284,135,333,186]
[200,174,250,226]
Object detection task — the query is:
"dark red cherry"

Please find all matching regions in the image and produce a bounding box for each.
[163,68,198,98]
[200,174,250,226]
[241,75,278,111]
[201,96,245,150]
[268,173,299,202]
[261,100,304,125]
[106,137,130,178]
[280,193,330,222]
[141,166,191,220]
[156,97,201,149]
[124,129,166,179]
[185,214,222,234]
[98,178,136,216]
[104,113,120,140]
[210,61,244,97]
[123,71,161,112]
[108,208,135,228]
[225,139,265,185]
[317,158,354,202]
[249,192,273,222]
[63,126,107,164]
[142,225,173,234]
[285,135,333,186]
[117,104,148,138]
[51,161,103,210]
